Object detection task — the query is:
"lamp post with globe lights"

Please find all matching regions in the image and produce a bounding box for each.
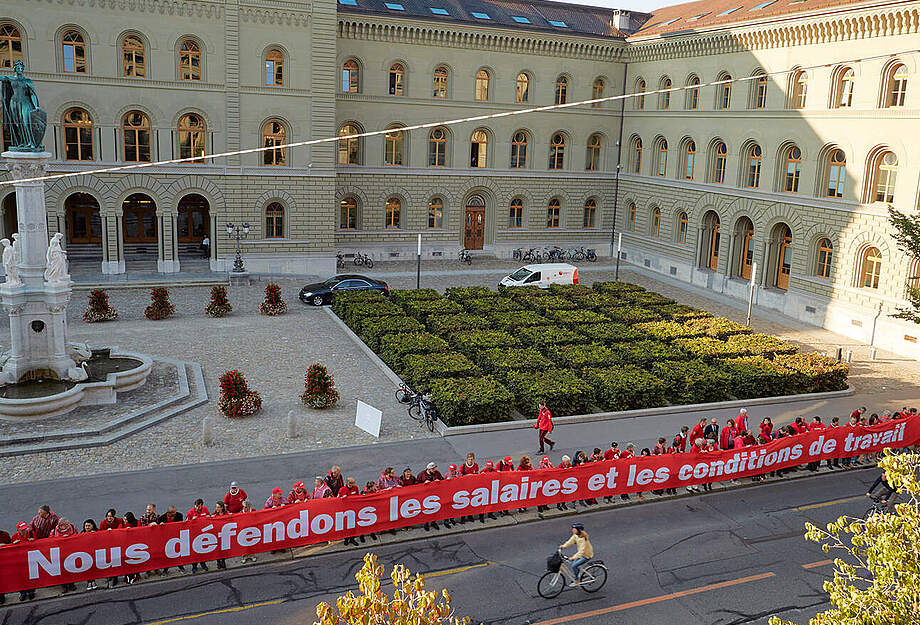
[226,222,250,284]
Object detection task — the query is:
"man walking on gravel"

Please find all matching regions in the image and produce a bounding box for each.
[536,400,555,454]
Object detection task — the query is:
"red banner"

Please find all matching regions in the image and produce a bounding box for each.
[2,417,918,593]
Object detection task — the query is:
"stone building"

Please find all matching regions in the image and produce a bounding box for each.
[1,0,920,359]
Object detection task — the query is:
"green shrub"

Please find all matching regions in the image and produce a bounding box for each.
[342,301,404,329]
[426,313,491,335]
[572,292,623,309]
[593,281,647,294]
[548,284,594,297]
[635,320,706,341]
[719,356,807,399]
[401,298,464,320]
[388,289,442,304]
[475,347,553,373]
[623,292,678,307]
[332,290,386,317]
[463,297,524,314]
[657,303,714,322]
[379,332,450,369]
[583,366,668,411]
[608,340,689,366]
[672,337,747,361]
[429,376,515,426]
[402,352,481,391]
[448,329,519,352]
[358,315,423,350]
[445,286,496,301]
[725,333,798,358]
[499,285,549,298]
[576,322,648,344]
[502,368,595,416]
[773,352,849,392]
[653,359,732,404]
[523,295,579,312]
[602,305,662,324]
[545,309,610,326]
[557,343,620,369]
[683,316,753,339]
[516,325,588,349]
[487,310,551,329]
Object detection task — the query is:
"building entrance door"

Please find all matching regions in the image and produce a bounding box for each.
[464,196,485,250]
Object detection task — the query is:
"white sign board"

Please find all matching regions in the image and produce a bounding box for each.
[355,400,382,438]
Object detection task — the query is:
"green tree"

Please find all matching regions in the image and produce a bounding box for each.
[888,208,920,323]
[770,450,920,625]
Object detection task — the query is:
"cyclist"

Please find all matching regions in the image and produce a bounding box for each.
[559,523,593,585]
[866,470,896,511]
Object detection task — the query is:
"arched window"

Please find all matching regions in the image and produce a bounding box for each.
[872,151,898,203]
[178,113,206,162]
[583,199,597,228]
[753,73,767,109]
[515,72,529,103]
[631,137,643,174]
[265,202,284,238]
[508,198,524,228]
[428,197,443,229]
[907,258,920,292]
[592,77,605,108]
[686,75,700,110]
[791,71,807,109]
[389,63,404,95]
[815,238,833,278]
[635,79,645,110]
[384,125,404,166]
[712,141,726,184]
[122,34,146,78]
[337,123,360,165]
[745,144,762,188]
[736,218,755,279]
[703,212,721,271]
[178,39,201,81]
[660,77,672,109]
[342,59,360,93]
[122,111,150,163]
[474,69,489,101]
[774,224,793,289]
[432,65,448,98]
[586,134,602,171]
[783,146,802,193]
[548,133,565,170]
[510,131,527,169]
[428,127,447,167]
[340,197,358,230]
[265,49,284,86]
[0,24,24,69]
[546,199,561,228]
[835,68,854,108]
[62,31,87,74]
[677,212,688,244]
[555,75,568,105]
[262,120,286,166]
[385,197,401,229]
[63,108,93,161]
[684,140,696,180]
[717,74,732,109]
[859,247,882,289]
[627,202,636,232]
[470,129,488,168]
[655,138,668,176]
[651,207,661,237]
[825,149,846,198]
[885,63,908,108]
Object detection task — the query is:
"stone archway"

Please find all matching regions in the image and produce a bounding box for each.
[64,192,103,266]
[121,193,158,270]
[463,195,486,250]
[699,210,721,271]
[732,216,755,279]
[177,193,210,265]
[768,222,793,290]
[1,193,17,240]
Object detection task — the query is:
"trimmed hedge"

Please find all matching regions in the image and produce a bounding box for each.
[657,303,714,322]
[331,290,386,317]
[388,288,442,304]
[475,347,553,373]
[358,315,424,350]
[683,316,753,339]
[725,333,798,358]
[602,306,662,324]
[448,329,520,352]
[575,322,648,344]
[673,336,746,361]
[502,368,595,416]
[402,352,481,391]
[516,325,588,349]
[546,309,610,326]
[488,310,551,329]
[499,285,550,298]
[548,284,594,297]
[624,292,678,307]
[342,301,404,329]
[428,376,515,426]
[720,356,807,399]
[445,286,496,301]
[557,343,619,369]
[653,359,732,404]
[608,339,690,366]
[463,297,524,314]
[379,332,449,369]
[583,365,668,411]
[774,353,849,392]
[426,313,491,335]
[523,295,580,312]
[635,320,706,341]
[402,298,464,320]
[593,281,647,294]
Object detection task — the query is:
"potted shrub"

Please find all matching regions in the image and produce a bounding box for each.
[301,363,340,409]
[217,370,262,417]
[144,287,175,320]
[82,289,118,323]
[259,282,287,316]
[205,285,233,318]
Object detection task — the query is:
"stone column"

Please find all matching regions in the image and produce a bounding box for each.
[101,214,125,274]
[156,214,180,273]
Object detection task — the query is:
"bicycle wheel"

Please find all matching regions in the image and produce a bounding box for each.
[426,411,436,432]
[353,257,363,266]
[579,564,607,593]
[464,256,472,265]
[395,388,409,403]
[537,571,565,598]
[408,404,423,421]
[365,257,374,268]
[574,251,585,261]
[865,505,881,519]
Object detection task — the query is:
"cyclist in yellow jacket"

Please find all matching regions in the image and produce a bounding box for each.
[559,523,593,583]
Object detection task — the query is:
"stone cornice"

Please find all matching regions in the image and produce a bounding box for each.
[337,16,627,62]
[25,0,225,20]
[240,2,311,26]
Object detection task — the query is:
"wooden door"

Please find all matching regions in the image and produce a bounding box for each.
[740,226,754,279]
[776,229,792,290]
[464,206,485,250]
[708,218,720,271]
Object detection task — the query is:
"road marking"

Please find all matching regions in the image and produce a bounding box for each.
[795,495,864,511]
[293,541,338,558]
[145,599,285,625]
[802,559,833,569]
[530,572,776,625]
[425,562,491,578]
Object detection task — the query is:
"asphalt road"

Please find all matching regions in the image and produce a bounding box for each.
[0,469,880,625]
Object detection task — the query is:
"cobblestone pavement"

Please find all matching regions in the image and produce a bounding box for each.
[0,259,916,484]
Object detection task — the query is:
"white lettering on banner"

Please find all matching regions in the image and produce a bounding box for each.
[237,526,260,547]
[219,523,238,549]
[192,529,218,554]
[28,548,60,579]
[125,543,150,565]
[357,506,377,527]
[165,530,190,558]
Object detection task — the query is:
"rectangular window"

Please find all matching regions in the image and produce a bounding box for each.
[685,152,694,180]
[384,2,405,9]
[826,165,845,198]
[428,202,443,228]
[784,162,801,192]
[509,202,523,228]
[548,20,568,27]
[471,12,490,19]
[512,16,531,23]
[718,6,741,15]
[429,7,449,14]
[751,1,775,9]
[338,0,357,5]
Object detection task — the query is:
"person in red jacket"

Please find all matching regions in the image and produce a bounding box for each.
[535,400,555,453]
[11,523,35,600]
[603,441,620,460]
[264,487,285,509]
[223,481,247,514]
[99,509,125,531]
[498,456,515,471]
[653,437,668,455]
[460,452,479,475]
[760,417,774,440]
[689,418,706,447]
[735,408,749,434]
[418,463,444,530]
[792,417,809,434]
[720,419,736,450]
[673,425,690,452]
[287,481,310,504]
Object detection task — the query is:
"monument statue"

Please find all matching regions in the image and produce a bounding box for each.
[44,232,70,283]
[1,238,20,287]
[0,60,47,153]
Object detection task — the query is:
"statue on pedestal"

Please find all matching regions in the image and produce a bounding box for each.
[1,238,21,287]
[44,233,69,283]
[0,60,47,152]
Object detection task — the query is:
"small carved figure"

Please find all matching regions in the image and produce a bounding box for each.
[1,238,21,287]
[44,232,70,283]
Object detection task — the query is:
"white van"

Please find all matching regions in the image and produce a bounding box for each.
[499,263,579,289]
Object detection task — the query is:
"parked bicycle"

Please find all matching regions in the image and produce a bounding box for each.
[512,248,525,261]
[408,391,438,432]
[538,549,608,598]
[353,252,374,268]
[522,248,541,262]
[336,252,346,269]
[395,382,414,404]
[458,248,472,265]
[582,247,598,262]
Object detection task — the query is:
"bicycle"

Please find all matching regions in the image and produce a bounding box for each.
[522,248,540,262]
[865,493,893,519]
[395,382,414,404]
[512,248,525,261]
[582,247,597,262]
[538,549,608,598]
[353,252,374,268]
[408,392,437,432]
[458,248,472,265]
[336,253,346,269]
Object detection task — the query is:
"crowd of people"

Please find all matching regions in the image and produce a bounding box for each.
[1,404,914,603]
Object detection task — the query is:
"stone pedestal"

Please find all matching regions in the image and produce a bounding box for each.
[0,151,76,382]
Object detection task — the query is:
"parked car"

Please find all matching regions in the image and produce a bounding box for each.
[499,263,578,289]
[299,275,389,306]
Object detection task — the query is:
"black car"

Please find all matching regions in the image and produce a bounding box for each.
[299,274,389,306]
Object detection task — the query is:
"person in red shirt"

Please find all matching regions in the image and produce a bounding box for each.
[11,521,33,544]
[460,453,479,475]
[185,499,211,573]
[49,519,79,593]
[481,460,496,472]
[689,418,706,447]
[809,416,826,431]
[792,417,809,435]
[418,463,446,529]
[760,417,774,440]
[360,482,380,542]
[223,481,247,514]
[264,487,285,509]
[673,425,690,452]
[653,437,668,455]
[620,443,636,459]
[211,502,229,570]
[336,478,361,546]
[736,408,749,434]
[538,455,554,469]
[720,418,736,450]
[535,400,555,453]
[397,467,416,487]
[287,481,310,504]
[498,456,515,471]
[603,442,620,460]
[99,509,125,531]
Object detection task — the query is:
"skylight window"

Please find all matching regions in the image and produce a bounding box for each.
[429,7,449,15]
[751,0,776,8]
[384,2,404,9]
[338,0,357,6]
[548,19,568,27]
[718,6,742,15]
[471,11,491,19]
[660,17,680,26]
[512,16,532,24]
[687,11,710,20]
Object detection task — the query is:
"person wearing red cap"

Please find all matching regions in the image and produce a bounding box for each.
[535,400,555,454]
[12,523,35,600]
[264,487,286,509]
[498,456,515,471]
[224,482,247,514]
[287,481,310,504]
[481,460,495,472]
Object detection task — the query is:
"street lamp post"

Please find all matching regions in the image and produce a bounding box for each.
[225,222,250,284]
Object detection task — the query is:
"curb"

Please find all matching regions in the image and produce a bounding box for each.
[323,306,406,389]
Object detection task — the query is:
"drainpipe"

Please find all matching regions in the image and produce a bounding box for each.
[869,301,883,349]
[610,59,628,258]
